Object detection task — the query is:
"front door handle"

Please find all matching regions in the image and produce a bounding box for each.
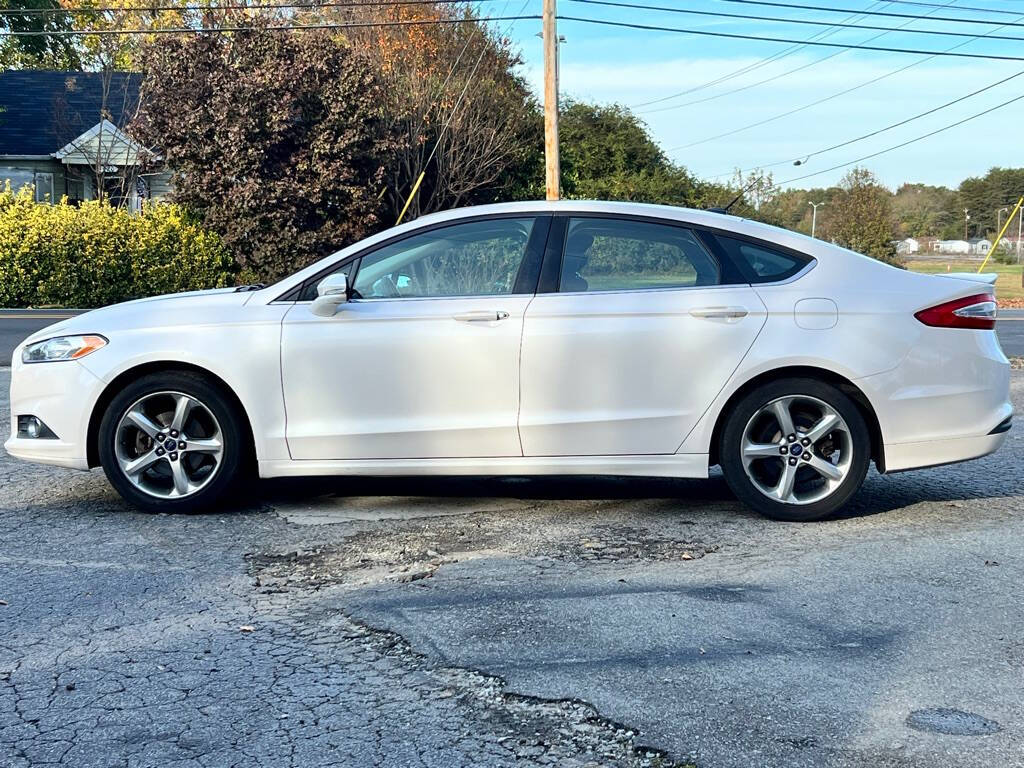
[690,306,749,322]
[453,310,510,322]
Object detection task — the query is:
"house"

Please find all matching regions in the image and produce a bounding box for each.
[968,238,992,255]
[0,70,170,210]
[895,237,920,255]
[935,239,971,255]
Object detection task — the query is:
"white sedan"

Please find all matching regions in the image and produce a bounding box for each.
[6,201,1012,521]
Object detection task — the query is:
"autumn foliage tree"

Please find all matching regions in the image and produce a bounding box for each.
[136,23,397,282]
[819,167,902,267]
[336,2,541,219]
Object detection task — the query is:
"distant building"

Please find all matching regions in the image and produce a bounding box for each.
[935,239,970,255]
[935,239,990,256]
[0,70,171,211]
[896,237,920,255]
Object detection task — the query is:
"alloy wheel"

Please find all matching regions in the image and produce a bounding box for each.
[739,394,853,506]
[113,391,224,499]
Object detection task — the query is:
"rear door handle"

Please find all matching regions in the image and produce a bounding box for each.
[690,306,749,322]
[453,310,510,322]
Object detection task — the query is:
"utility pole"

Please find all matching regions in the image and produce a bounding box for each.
[543,0,560,200]
[808,200,825,238]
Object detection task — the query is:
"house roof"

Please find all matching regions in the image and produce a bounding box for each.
[0,70,141,156]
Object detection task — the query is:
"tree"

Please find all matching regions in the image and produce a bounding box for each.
[0,0,80,69]
[340,2,541,220]
[819,167,901,266]
[891,183,957,238]
[136,23,397,282]
[558,101,703,206]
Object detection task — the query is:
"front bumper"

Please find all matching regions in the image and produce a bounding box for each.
[4,358,105,470]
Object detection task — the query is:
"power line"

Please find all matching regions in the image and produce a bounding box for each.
[884,0,1024,14]
[558,15,1024,61]
[0,0,508,16]
[773,90,1024,188]
[629,1,893,109]
[0,14,539,35]
[669,9,1024,146]
[717,0,1024,27]
[569,0,1024,41]
[717,67,1024,175]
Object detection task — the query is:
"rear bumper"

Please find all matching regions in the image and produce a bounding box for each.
[883,428,1009,473]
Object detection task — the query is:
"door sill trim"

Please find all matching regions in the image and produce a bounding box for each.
[259,454,709,479]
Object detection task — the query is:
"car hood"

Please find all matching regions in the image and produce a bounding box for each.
[23,288,250,345]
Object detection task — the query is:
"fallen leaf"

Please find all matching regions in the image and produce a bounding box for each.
[239,625,255,632]
[681,552,694,560]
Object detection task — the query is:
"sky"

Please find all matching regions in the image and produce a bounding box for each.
[493,0,1024,191]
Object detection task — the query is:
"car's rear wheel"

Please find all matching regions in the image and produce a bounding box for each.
[98,371,246,513]
[719,378,871,521]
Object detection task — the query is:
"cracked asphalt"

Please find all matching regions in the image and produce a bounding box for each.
[2,368,1023,768]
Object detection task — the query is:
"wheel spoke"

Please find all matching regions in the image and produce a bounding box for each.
[170,394,195,433]
[770,398,796,438]
[773,462,798,502]
[124,407,162,438]
[743,440,782,461]
[121,451,162,476]
[804,411,842,444]
[185,436,222,456]
[169,460,192,496]
[807,455,844,482]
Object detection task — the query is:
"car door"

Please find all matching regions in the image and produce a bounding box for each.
[281,215,548,460]
[518,215,767,457]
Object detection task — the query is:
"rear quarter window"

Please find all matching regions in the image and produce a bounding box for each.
[712,233,812,283]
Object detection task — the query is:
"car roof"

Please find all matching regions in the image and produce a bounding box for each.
[414,200,822,252]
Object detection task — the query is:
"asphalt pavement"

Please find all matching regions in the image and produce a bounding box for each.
[2,308,1024,363]
[1,368,1022,767]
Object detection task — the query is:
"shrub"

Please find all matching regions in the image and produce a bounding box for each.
[0,187,235,308]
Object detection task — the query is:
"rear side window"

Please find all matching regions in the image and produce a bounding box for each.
[559,217,721,292]
[713,234,811,283]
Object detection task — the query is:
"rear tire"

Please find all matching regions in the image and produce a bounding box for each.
[98,371,247,513]
[719,377,870,521]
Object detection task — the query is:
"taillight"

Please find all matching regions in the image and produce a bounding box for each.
[915,292,997,330]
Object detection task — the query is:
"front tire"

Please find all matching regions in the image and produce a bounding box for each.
[719,377,871,521]
[98,371,247,513]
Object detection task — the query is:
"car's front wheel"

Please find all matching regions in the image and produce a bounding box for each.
[719,377,871,521]
[98,371,247,513]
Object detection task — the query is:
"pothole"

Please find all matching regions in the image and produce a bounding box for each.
[906,708,1001,736]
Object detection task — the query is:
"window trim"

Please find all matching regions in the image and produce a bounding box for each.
[275,213,552,303]
[697,228,815,285]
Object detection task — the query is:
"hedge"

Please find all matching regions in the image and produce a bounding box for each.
[0,187,236,308]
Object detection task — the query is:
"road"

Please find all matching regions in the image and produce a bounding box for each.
[2,308,1023,363]
[1,367,1022,767]
[0,309,81,365]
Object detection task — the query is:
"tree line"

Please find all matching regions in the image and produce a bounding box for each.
[3,1,1021,280]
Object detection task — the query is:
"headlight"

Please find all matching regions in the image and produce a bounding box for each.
[21,335,107,363]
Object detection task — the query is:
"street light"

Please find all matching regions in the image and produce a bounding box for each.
[998,206,1010,236]
[808,200,825,238]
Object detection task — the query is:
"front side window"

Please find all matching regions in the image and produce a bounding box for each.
[352,218,535,299]
[559,218,720,293]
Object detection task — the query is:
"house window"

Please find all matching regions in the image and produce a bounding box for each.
[34,173,54,203]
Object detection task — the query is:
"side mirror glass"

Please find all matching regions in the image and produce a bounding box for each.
[311,272,348,317]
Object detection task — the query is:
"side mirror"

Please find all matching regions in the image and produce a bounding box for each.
[311,273,349,317]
